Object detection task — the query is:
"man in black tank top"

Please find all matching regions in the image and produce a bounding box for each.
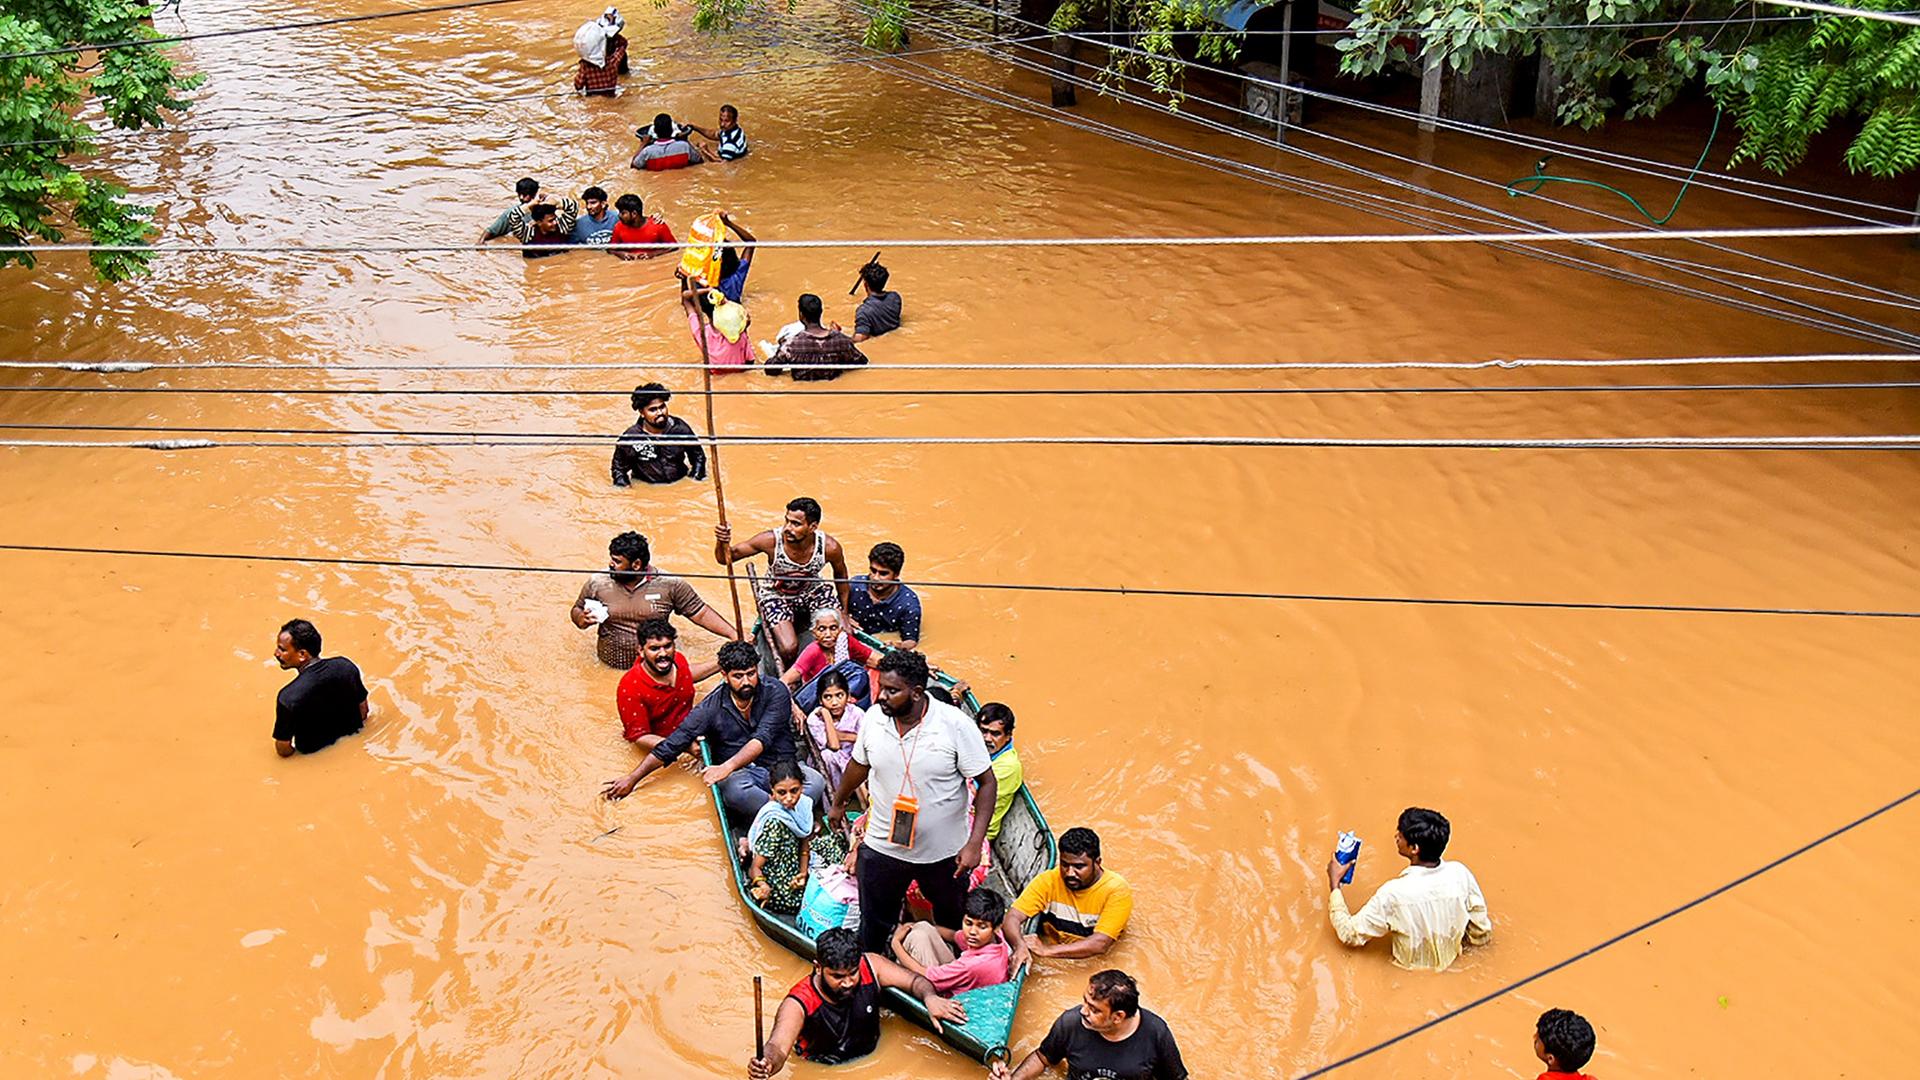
[748,928,968,1076]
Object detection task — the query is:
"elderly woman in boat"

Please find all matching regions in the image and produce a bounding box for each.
[782,607,882,714]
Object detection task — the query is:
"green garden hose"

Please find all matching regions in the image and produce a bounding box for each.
[1504,109,1721,225]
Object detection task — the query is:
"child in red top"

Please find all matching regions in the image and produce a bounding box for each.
[610,194,674,260]
[1534,1008,1598,1079]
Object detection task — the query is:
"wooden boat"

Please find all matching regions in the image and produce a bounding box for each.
[697,569,1056,1063]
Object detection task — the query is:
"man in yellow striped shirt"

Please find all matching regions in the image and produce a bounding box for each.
[1326,807,1492,972]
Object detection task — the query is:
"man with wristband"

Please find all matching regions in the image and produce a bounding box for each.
[829,650,997,955]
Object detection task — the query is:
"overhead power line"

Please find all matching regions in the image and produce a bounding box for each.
[2,433,1916,451]
[1294,782,1920,1078]
[877,5,1920,351]
[4,224,1916,255]
[0,0,555,60]
[4,381,1915,399]
[1,542,1916,620]
[1750,0,1920,25]
[935,0,1914,221]
[818,14,1920,347]
[3,353,1914,373]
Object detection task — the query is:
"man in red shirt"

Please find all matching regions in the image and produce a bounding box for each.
[615,619,720,752]
[610,194,675,260]
[1533,1008,1598,1079]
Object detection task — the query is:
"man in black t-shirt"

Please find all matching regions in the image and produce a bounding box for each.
[991,970,1187,1080]
[272,619,368,757]
[611,382,707,486]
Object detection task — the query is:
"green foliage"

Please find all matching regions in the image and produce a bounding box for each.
[0,0,197,281]
[1335,0,1920,177]
[1049,1,1243,105]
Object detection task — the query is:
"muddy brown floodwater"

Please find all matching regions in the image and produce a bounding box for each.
[3,1,1920,1077]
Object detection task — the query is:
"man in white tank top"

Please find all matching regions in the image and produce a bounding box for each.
[715,496,851,664]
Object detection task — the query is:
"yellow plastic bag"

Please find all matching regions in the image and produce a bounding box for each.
[677,212,726,284]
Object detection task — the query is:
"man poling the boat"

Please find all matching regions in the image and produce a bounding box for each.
[747,927,966,1077]
[714,496,851,665]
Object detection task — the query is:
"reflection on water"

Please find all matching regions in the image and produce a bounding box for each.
[2,1,1919,1077]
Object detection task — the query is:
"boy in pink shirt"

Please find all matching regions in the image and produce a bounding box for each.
[889,888,1012,995]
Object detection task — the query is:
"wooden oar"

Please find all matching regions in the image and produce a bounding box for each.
[753,974,766,1059]
[691,281,746,640]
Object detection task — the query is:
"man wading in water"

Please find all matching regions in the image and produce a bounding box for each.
[748,927,964,1075]
[714,496,850,665]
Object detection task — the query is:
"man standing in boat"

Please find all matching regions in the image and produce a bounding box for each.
[714,497,850,665]
[748,928,966,1075]
[830,650,997,955]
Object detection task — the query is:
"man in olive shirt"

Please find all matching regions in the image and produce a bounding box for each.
[571,530,737,668]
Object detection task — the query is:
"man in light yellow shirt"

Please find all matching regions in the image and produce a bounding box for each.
[1326,806,1491,972]
[976,703,1023,839]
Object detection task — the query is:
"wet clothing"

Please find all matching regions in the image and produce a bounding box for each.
[849,577,921,642]
[273,656,368,754]
[522,232,570,258]
[569,208,619,246]
[615,652,696,742]
[754,530,838,624]
[1036,1006,1188,1080]
[715,124,749,160]
[785,959,882,1065]
[612,417,706,485]
[497,198,579,246]
[610,215,674,255]
[1328,860,1492,972]
[574,33,627,95]
[716,254,752,303]
[771,327,868,381]
[633,137,703,171]
[686,306,753,369]
[854,290,902,338]
[575,571,710,669]
[1013,867,1134,942]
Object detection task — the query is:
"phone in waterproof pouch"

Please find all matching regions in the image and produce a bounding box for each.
[888,795,919,847]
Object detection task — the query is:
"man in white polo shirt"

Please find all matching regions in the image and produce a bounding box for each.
[830,649,997,955]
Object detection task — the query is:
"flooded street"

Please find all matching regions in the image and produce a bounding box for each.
[3,1,1919,1077]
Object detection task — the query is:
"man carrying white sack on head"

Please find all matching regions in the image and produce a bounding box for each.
[573,7,628,97]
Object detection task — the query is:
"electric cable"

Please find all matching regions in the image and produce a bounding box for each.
[916,1,1920,320]
[0,0,563,60]
[808,20,1920,348]
[1,541,1916,619]
[3,433,1916,450]
[5,381,1915,398]
[935,0,1918,221]
[6,223,1913,254]
[1292,781,1920,1078]
[878,9,1920,340]
[7,352,1910,373]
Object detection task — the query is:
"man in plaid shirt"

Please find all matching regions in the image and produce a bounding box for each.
[768,295,869,382]
[575,33,627,96]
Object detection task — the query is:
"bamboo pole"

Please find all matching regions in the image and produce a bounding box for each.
[690,279,746,640]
